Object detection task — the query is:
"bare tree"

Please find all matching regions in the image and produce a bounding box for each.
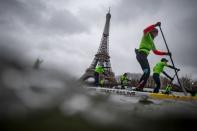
[179,75,192,90]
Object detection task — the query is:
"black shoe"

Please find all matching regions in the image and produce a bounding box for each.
[153,89,159,93]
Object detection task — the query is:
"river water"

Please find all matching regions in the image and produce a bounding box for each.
[0,69,196,131]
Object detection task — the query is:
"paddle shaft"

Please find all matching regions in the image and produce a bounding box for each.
[159,26,187,96]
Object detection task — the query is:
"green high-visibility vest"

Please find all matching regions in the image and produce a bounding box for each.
[153,61,168,74]
[95,65,104,73]
[138,32,156,55]
[165,85,172,92]
[120,75,128,85]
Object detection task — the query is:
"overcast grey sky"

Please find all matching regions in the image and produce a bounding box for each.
[0,0,197,79]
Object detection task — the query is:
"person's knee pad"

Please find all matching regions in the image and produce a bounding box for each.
[143,68,150,74]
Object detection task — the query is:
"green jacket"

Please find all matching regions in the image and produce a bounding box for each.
[153,61,168,74]
[95,65,104,74]
[138,32,156,55]
[120,75,128,85]
[165,85,172,92]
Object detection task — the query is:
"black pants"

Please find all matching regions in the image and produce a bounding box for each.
[135,49,150,88]
[153,73,161,93]
[94,72,99,86]
[120,81,126,89]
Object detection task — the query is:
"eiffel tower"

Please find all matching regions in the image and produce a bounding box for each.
[80,9,117,86]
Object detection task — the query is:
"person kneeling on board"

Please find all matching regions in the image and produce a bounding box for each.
[163,84,173,94]
[120,73,130,89]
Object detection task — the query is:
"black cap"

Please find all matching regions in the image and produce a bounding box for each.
[161,58,168,62]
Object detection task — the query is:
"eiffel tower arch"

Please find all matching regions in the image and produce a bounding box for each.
[80,10,117,86]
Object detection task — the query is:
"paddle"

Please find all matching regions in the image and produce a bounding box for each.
[159,25,187,96]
